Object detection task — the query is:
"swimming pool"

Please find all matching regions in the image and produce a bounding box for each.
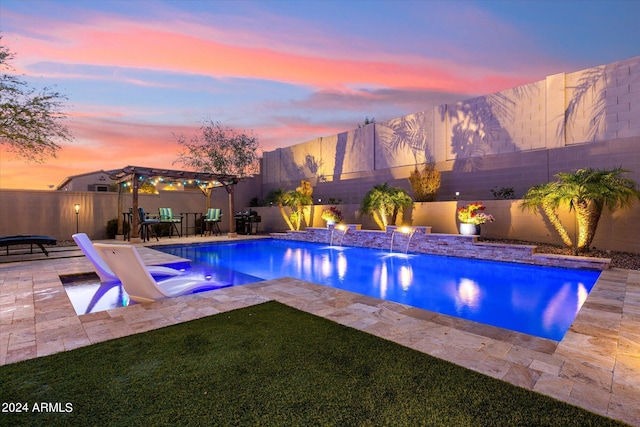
[153,239,600,341]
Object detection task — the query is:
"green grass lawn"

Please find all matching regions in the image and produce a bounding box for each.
[0,301,626,426]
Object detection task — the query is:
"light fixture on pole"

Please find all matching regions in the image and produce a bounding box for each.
[74,204,80,234]
[455,191,459,200]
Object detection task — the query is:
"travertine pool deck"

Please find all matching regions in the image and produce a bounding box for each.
[1,236,638,425]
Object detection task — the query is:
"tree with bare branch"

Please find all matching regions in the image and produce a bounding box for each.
[174,119,261,177]
[0,37,73,162]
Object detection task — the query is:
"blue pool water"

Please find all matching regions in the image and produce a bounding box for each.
[153,239,600,341]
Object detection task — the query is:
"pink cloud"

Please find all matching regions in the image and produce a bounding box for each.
[0,115,201,189]
[6,10,535,96]
[0,5,561,190]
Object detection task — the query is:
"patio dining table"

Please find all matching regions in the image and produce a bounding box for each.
[180,212,204,237]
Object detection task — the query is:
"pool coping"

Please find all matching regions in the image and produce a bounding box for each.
[0,236,638,425]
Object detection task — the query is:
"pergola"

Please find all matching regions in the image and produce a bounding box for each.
[110,165,239,238]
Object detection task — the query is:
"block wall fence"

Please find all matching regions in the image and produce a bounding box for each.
[0,178,259,242]
[0,190,638,254]
[260,56,640,205]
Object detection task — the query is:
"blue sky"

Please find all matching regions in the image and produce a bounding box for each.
[0,0,638,189]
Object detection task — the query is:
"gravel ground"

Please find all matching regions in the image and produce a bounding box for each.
[482,238,640,271]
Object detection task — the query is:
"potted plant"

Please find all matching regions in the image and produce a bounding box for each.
[457,202,494,235]
[321,206,343,227]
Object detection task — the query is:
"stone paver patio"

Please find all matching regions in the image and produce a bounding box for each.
[1,235,638,425]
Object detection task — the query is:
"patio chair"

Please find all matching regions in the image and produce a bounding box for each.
[159,207,182,237]
[203,208,222,236]
[94,243,231,303]
[138,207,159,242]
[72,233,181,282]
[0,235,57,256]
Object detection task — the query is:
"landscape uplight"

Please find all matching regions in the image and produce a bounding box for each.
[74,204,80,234]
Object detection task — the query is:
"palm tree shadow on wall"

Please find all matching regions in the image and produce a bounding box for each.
[280,149,324,183]
[442,64,620,174]
[280,149,305,182]
[378,111,436,167]
[557,66,606,141]
[305,154,324,182]
[277,62,630,189]
[332,132,348,180]
[557,65,614,143]
[441,90,527,173]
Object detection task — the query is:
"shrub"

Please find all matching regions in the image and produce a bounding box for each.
[491,186,515,200]
[106,218,130,239]
[408,163,441,202]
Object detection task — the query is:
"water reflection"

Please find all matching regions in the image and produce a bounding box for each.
[542,281,590,332]
[455,278,481,312]
[336,252,347,280]
[321,253,332,277]
[374,261,389,299]
[318,249,348,281]
[398,265,413,291]
[151,240,602,340]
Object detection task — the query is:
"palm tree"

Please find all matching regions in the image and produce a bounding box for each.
[521,181,574,249]
[360,183,413,230]
[522,167,640,254]
[389,186,413,225]
[266,181,314,231]
[265,189,294,231]
[283,189,312,231]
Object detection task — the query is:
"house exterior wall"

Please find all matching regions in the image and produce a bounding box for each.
[58,171,115,191]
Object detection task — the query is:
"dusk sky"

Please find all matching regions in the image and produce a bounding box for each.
[1,0,638,190]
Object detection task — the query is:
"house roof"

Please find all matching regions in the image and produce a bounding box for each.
[56,169,120,190]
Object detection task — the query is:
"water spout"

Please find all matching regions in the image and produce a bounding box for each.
[330,224,349,247]
[404,230,415,253]
[390,226,415,253]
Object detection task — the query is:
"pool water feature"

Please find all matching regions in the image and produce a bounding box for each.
[154,239,600,341]
[329,225,348,246]
[390,227,415,253]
